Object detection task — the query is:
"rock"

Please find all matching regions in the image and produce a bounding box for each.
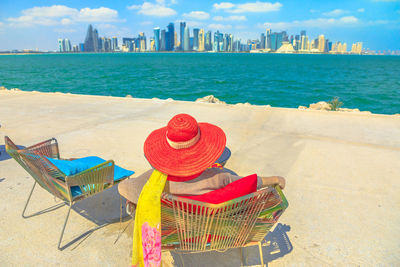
[309,101,331,111]
[265,105,271,108]
[125,94,132,98]
[298,106,307,109]
[166,98,173,101]
[10,88,21,91]
[0,86,7,90]
[195,95,226,104]
[361,111,372,114]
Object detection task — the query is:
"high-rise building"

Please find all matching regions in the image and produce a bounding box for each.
[266,29,271,49]
[139,32,146,52]
[351,42,363,54]
[213,31,220,52]
[174,31,178,50]
[150,38,155,51]
[112,37,118,51]
[270,32,284,51]
[58,39,65,52]
[167,23,174,51]
[64,39,72,52]
[318,35,325,52]
[84,24,99,52]
[160,30,166,51]
[198,29,205,52]
[260,33,266,49]
[190,37,194,50]
[193,28,199,51]
[154,27,160,51]
[300,30,306,37]
[205,31,212,51]
[180,22,186,51]
[79,43,84,52]
[183,26,190,51]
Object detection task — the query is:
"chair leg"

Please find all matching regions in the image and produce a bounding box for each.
[22,181,37,218]
[57,204,72,250]
[240,247,244,267]
[258,242,265,267]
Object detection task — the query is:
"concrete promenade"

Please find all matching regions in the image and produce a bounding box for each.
[0,90,399,266]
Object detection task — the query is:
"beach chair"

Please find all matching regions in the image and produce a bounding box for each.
[160,185,288,266]
[4,136,132,250]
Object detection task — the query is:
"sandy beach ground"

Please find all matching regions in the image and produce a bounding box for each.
[0,90,399,266]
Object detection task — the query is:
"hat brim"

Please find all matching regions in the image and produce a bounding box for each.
[144,122,226,177]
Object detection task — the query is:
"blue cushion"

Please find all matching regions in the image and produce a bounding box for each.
[46,156,134,197]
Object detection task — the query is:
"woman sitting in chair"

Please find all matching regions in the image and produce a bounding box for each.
[118,113,285,214]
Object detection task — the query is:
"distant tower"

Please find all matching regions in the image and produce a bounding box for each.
[139,32,146,52]
[260,33,266,49]
[160,30,166,51]
[205,31,212,51]
[167,23,175,51]
[266,28,271,49]
[180,22,186,51]
[154,27,160,51]
[64,39,72,52]
[198,29,205,52]
[183,26,190,51]
[318,35,325,52]
[193,28,199,51]
[58,39,65,52]
[84,25,96,52]
[112,37,118,51]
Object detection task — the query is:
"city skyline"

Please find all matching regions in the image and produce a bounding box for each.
[0,1,399,51]
[57,23,365,54]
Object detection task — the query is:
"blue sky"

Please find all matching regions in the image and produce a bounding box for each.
[0,0,399,51]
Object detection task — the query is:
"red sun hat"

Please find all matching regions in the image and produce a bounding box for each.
[144,114,226,179]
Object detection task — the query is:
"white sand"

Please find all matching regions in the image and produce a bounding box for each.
[0,90,399,266]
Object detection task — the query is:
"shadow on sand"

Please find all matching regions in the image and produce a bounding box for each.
[169,223,293,267]
[0,145,26,161]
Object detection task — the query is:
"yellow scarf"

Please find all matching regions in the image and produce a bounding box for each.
[132,169,167,267]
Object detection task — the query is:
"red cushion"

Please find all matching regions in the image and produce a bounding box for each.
[180,174,258,204]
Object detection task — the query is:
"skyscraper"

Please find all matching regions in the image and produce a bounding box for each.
[183,25,190,51]
[266,29,271,49]
[58,39,65,52]
[213,31,219,52]
[260,33,266,49]
[318,35,325,52]
[139,32,146,52]
[205,31,212,51]
[193,28,199,51]
[180,22,186,51]
[198,29,205,52]
[154,27,160,51]
[64,39,72,52]
[160,30,166,51]
[112,37,118,51]
[84,24,99,52]
[167,23,174,51]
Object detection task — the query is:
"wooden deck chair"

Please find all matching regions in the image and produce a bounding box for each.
[5,136,132,250]
[160,185,288,266]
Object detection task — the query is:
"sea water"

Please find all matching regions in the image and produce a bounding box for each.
[0,53,399,114]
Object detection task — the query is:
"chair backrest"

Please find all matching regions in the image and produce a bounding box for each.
[160,185,288,251]
[5,136,70,201]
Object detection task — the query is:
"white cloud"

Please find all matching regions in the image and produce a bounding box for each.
[6,5,121,28]
[213,2,235,10]
[322,9,349,17]
[213,1,282,13]
[357,8,365,12]
[213,15,247,22]
[235,25,247,29]
[262,16,359,30]
[140,21,153,25]
[127,2,176,17]
[208,23,232,30]
[184,21,205,27]
[22,5,78,17]
[182,11,210,20]
[339,16,358,23]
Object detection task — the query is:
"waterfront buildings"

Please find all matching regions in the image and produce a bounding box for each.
[59,23,364,54]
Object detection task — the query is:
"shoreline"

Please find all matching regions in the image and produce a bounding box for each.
[1,86,398,117]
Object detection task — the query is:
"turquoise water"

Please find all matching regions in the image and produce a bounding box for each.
[0,53,399,114]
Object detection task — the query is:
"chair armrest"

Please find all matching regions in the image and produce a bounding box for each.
[65,160,115,200]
